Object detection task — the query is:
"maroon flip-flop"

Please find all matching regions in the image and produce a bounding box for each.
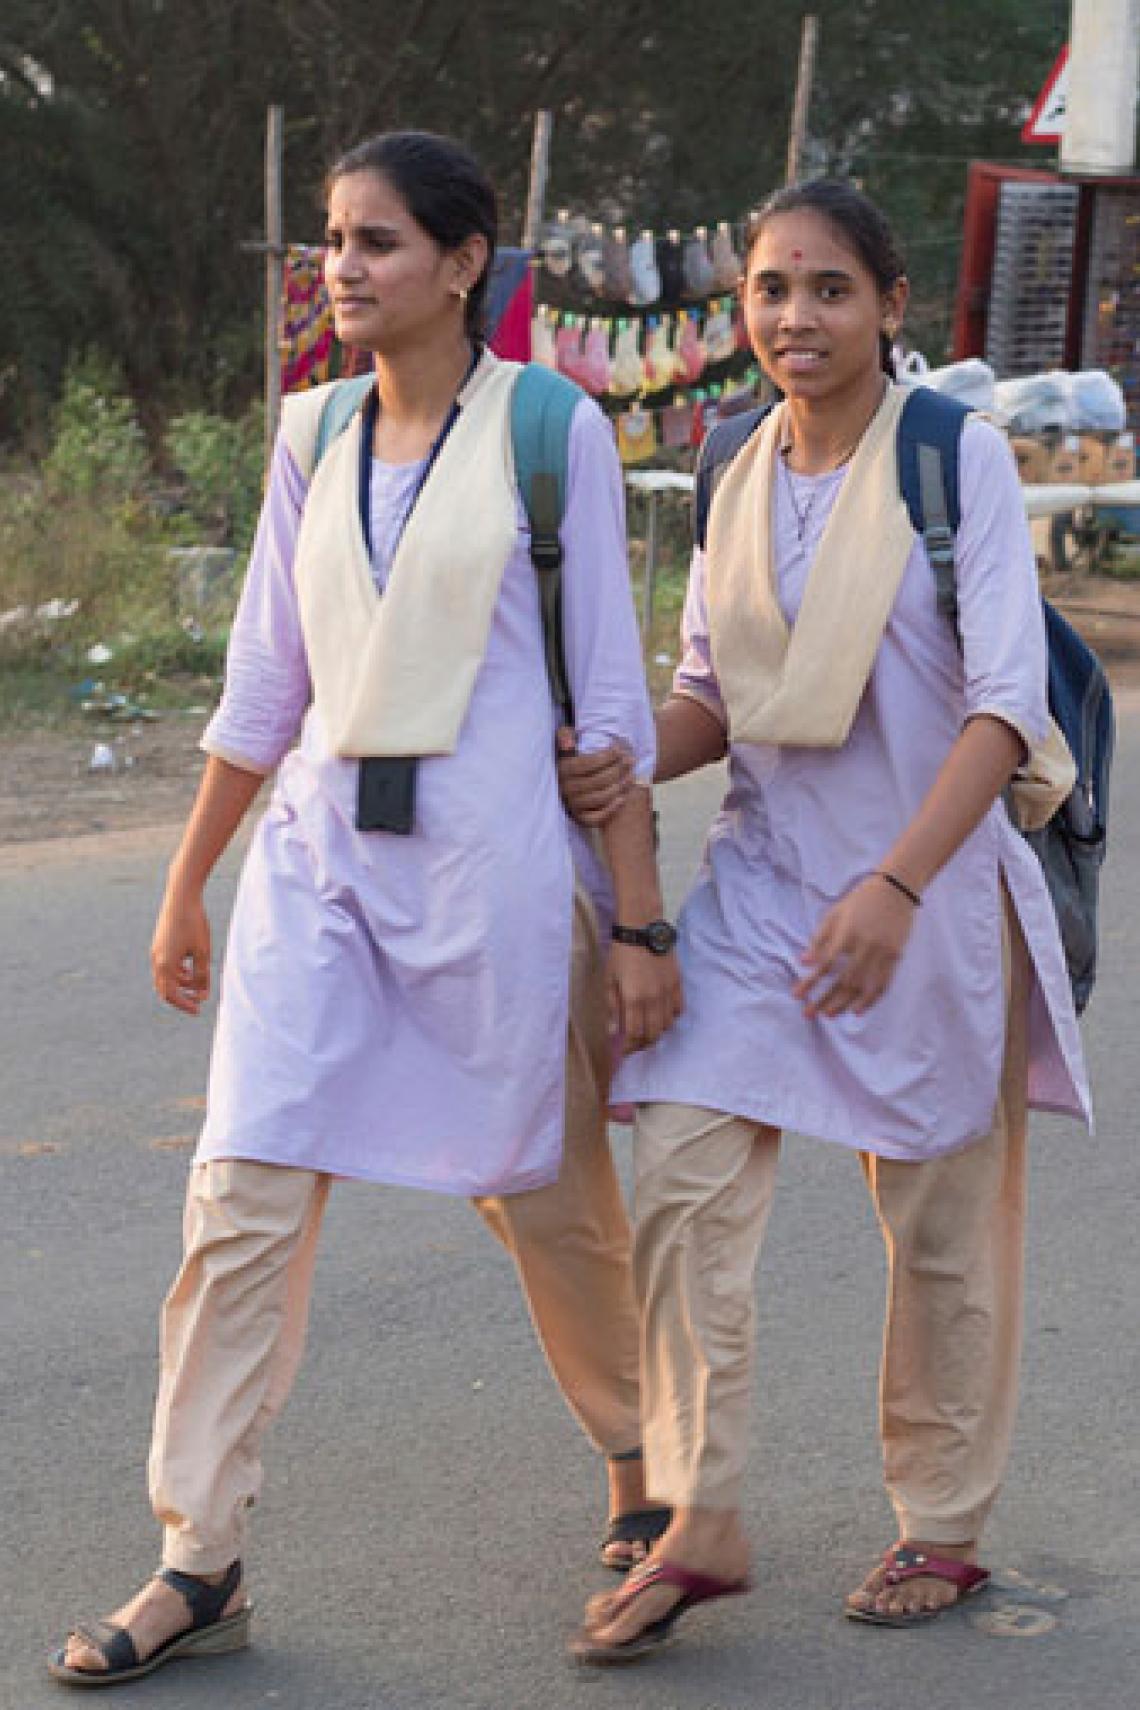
[569,1556,752,1665]
[845,1544,989,1626]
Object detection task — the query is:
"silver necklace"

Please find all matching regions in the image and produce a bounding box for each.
[780,452,820,544]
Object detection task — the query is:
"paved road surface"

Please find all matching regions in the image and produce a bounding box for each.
[2,710,1138,1709]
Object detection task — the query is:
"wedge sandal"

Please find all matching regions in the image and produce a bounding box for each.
[48,1560,250,1688]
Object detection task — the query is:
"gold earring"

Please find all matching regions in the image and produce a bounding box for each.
[456,284,470,304]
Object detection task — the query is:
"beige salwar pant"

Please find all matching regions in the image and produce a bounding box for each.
[634,894,1030,1547]
[150,889,641,1573]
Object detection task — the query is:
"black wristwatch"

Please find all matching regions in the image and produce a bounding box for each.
[611,918,678,956]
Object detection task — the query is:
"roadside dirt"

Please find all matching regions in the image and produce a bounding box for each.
[0,710,209,847]
[2,574,1138,848]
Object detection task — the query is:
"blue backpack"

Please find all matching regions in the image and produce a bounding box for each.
[311,363,581,726]
[693,387,1113,1013]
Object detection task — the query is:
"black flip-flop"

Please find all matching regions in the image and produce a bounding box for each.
[599,1505,672,1571]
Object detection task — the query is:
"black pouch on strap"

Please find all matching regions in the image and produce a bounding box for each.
[357,757,417,834]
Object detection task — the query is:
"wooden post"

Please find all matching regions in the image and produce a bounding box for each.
[264,104,284,474]
[785,15,820,185]
[522,110,554,250]
[640,490,660,640]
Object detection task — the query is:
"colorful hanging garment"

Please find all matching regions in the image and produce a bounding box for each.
[280,245,336,394]
[280,246,533,395]
[486,250,533,362]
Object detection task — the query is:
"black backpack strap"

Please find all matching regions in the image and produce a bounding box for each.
[529,466,573,727]
[692,406,772,550]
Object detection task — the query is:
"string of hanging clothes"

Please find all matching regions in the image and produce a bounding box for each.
[531,210,758,457]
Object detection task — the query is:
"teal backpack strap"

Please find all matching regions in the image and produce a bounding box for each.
[312,374,375,471]
[510,365,583,726]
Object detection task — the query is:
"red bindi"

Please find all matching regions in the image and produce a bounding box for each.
[792,249,804,261]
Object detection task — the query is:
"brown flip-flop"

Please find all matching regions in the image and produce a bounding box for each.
[569,1556,752,1664]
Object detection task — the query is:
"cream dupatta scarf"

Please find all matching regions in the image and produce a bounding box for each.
[703,381,1073,828]
[706,381,912,749]
[280,350,519,758]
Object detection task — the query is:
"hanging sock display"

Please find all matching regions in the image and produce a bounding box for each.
[575,225,607,296]
[610,322,646,396]
[703,302,737,364]
[603,227,635,303]
[683,229,716,299]
[555,318,587,387]
[654,232,686,303]
[581,321,613,396]
[710,221,742,291]
[540,210,575,278]
[531,305,558,369]
[659,400,697,449]
[534,208,749,312]
[629,232,662,306]
[616,405,658,464]
[642,319,682,392]
[677,311,707,385]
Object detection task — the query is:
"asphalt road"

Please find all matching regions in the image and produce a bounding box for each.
[2,710,1138,1710]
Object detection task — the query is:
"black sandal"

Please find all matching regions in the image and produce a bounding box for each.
[48,1561,250,1688]
[599,1505,673,1572]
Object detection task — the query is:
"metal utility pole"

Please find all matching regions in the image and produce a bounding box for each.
[785,15,820,185]
[1061,0,1140,174]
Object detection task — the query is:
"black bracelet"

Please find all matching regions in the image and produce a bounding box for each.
[875,869,922,908]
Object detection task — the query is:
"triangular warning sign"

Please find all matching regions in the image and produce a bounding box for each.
[1022,46,1069,144]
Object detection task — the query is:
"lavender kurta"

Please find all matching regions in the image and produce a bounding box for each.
[197,398,653,1194]
[615,420,1091,1159]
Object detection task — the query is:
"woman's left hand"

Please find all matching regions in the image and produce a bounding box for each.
[607,944,683,1053]
[793,875,918,1019]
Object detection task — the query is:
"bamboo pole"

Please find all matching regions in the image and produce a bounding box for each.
[522,110,554,250]
[785,15,820,185]
[264,104,284,474]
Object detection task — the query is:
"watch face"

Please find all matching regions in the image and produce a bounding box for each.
[644,919,678,955]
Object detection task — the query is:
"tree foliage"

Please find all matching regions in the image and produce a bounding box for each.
[0,0,1076,440]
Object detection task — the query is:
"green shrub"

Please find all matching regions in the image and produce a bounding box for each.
[42,353,151,505]
[0,355,169,656]
[166,404,265,551]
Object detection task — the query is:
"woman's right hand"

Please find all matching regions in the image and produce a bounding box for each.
[151,885,212,1015]
[555,727,635,827]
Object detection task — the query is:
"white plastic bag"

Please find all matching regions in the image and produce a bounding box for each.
[912,358,996,411]
[1067,370,1126,432]
[993,371,1072,433]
